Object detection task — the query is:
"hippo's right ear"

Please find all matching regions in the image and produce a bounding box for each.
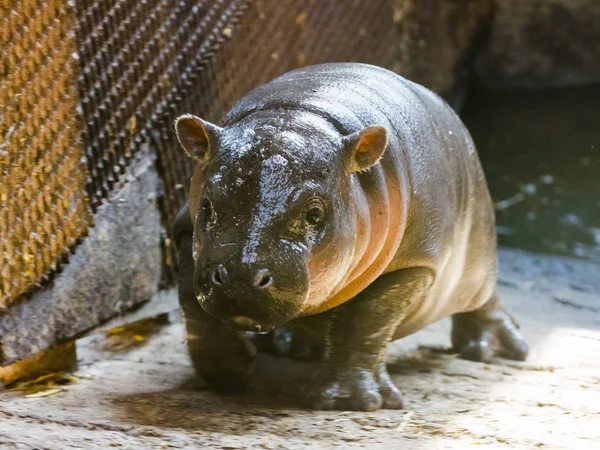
[343,125,388,174]
[175,114,222,162]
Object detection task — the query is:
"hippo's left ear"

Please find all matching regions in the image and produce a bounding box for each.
[175,114,222,163]
[343,125,388,173]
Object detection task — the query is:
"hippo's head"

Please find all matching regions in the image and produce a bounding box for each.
[175,111,387,332]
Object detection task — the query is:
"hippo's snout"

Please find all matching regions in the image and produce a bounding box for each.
[209,264,273,290]
[194,252,309,328]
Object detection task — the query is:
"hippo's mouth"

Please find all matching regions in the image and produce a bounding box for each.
[224,316,275,333]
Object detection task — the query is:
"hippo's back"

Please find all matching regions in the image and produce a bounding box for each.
[223,63,431,138]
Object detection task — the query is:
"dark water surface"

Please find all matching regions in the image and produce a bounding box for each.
[462,85,600,261]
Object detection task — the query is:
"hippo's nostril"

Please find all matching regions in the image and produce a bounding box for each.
[211,264,228,286]
[253,269,273,289]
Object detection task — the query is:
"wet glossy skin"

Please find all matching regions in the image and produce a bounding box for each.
[173,63,529,410]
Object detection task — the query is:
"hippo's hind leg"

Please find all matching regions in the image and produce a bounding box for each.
[177,232,256,392]
[451,294,528,363]
[307,267,434,411]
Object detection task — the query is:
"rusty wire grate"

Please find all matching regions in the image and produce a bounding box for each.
[0,0,91,307]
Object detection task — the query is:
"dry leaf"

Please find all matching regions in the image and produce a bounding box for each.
[107,326,126,336]
[25,388,64,398]
[73,372,94,379]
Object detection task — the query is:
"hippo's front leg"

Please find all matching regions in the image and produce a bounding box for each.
[177,232,257,392]
[307,267,433,411]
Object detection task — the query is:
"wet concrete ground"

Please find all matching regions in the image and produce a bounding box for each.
[0,248,598,449]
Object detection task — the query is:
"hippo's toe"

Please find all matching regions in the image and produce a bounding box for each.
[306,363,404,411]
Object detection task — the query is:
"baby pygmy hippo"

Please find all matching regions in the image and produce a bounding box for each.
[172,63,528,411]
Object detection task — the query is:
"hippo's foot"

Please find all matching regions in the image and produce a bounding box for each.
[187,330,257,393]
[306,362,404,411]
[201,370,251,393]
[193,350,256,393]
[451,295,529,363]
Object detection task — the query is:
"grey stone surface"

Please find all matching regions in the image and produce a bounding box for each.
[0,150,162,365]
[0,248,598,449]
[393,0,493,109]
[476,0,600,89]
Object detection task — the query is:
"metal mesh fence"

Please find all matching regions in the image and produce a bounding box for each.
[0,0,91,307]
[1,0,399,305]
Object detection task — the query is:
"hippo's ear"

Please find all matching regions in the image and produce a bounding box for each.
[175,114,222,162]
[343,125,388,173]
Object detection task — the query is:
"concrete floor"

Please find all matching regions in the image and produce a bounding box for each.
[0,248,599,449]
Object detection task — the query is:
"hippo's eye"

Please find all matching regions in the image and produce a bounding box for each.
[304,198,325,226]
